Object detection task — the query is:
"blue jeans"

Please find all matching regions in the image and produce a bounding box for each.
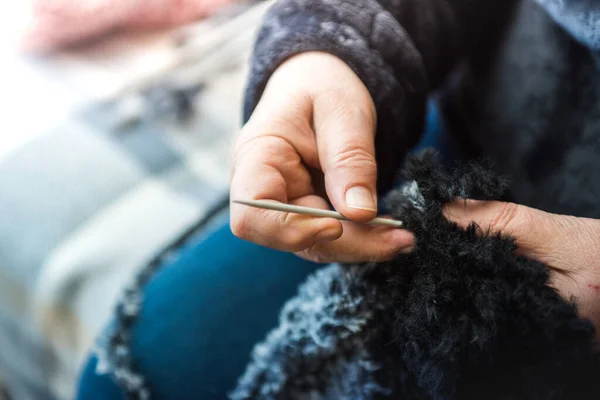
[76,101,455,399]
[77,221,320,399]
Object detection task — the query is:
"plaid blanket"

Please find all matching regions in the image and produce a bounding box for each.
[0,66,244,400]
[0,1,275,397]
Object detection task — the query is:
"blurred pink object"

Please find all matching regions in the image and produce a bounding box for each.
[21,0,240,53]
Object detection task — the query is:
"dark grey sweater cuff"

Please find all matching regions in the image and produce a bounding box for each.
[243,0,430,192]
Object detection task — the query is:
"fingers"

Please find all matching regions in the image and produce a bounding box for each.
[444,199,600,333]
[443,199,600,272]
[444,200,552,260]
[232,134,313,202]
[310,56,378,222]
[231,63,335,252]
[444,200,530,238]
[231,193,343,252]
[231,51,389,262]
[296,222,414,264]
[230,135,342,251]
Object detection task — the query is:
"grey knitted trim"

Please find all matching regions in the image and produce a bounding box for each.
[229,263,398,400]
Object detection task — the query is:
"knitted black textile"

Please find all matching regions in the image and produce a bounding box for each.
[231,150,600,400]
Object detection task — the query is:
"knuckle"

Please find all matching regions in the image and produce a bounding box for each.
[240,96,313,144]
[234,133,276,161]
[489,202,522,233]
[234,133,302,171]
[234,123,260,153]
[328,146,377,173]
[267,112,312,138]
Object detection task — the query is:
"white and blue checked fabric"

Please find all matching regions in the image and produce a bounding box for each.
[0,57,247,400]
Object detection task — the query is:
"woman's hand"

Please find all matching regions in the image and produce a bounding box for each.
[445,200,600,329]
[230,52,413,263]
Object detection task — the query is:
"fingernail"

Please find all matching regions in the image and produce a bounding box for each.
[400,246,415,254]
[345,186,377,211]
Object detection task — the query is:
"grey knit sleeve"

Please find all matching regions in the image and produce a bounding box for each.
[243,0,514,192]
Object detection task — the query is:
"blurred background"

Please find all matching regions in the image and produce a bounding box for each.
[0,1,271,398]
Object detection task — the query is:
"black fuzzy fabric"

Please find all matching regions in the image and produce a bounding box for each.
[231,150,600,400]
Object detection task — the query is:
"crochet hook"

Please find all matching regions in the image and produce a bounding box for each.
[233,199,404,228]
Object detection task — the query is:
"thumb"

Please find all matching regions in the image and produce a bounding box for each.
[312,73,378,221]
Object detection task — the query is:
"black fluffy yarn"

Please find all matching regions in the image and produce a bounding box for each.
[231,150,600,400]
[383,150,599,399]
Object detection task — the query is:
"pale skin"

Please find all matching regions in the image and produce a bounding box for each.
[230,51,600,330]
